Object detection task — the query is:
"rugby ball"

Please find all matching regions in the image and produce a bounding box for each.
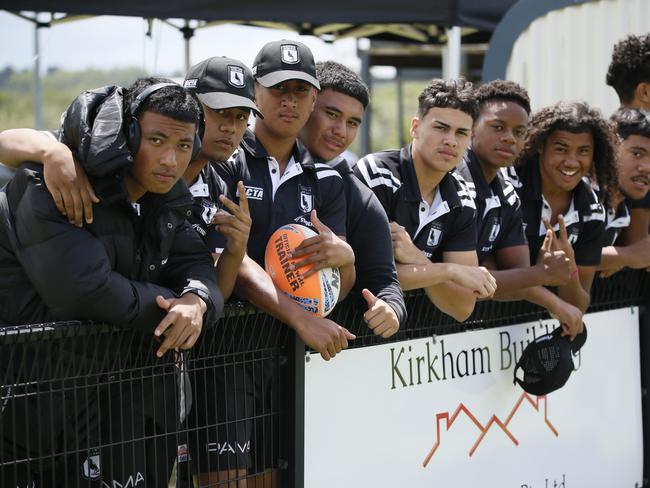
[265,224,340,317]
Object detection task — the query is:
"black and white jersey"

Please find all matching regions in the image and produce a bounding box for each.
[506,161,605,267]
[330,157,406,326]
[186,164,230,254]
[455,150,527,264]
[603,200,631,247]
[354,146,477,263]
[215,129,347,266]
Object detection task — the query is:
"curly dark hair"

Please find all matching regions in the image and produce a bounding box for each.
[606,34,650,104]
[476,79,531,115]
[516,101,618,206]
[417,78,478,120]
[316,61,369,108]
[611,107,650,140]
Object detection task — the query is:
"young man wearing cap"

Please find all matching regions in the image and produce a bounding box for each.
[215,40,356,361]
[354,78,497,322]
[298,60,406,339]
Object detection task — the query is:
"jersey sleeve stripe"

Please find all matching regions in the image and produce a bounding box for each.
[356,155,402,193]
[315,169,343,180]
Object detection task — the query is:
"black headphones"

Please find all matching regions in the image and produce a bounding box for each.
[126,82,203,162]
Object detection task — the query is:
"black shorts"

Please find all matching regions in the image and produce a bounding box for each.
[1,348,179,488]
[185,355,254,475]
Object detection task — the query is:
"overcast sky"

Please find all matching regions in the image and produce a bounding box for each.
[0,11,360,75]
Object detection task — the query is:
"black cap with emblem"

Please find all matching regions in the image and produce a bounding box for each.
[513,324,587,396]
[184,56,263,118]
[252,39,320,90]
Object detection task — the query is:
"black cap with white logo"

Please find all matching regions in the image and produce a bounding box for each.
[514,324,587,396]
[184,56,263,118]
[252,39,320,90]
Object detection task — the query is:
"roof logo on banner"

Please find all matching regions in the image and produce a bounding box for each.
[422,393,559,467]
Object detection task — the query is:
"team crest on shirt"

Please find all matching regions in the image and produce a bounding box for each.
[82,449,101,480]
[281,44,300,64]
[488,221,501,242]
[228,65,245,87]
[299,186,313,213]
[200,199,219,225]
[426,224,443,247]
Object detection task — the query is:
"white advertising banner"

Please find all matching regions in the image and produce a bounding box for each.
[304,308,643,488]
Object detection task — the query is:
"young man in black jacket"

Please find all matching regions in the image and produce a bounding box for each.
[299,60,406,338]
[0,79,222,488]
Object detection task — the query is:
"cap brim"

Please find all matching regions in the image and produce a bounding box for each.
[196,92,263,118]
[256,70,320,90]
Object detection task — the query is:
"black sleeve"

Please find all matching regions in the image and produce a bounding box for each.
[574,218,605,266]
[160,221,224,325]
[315,166,347,238]
[495,195,528,251]
[444,204,478,253]
[347,177,406,326]
[9,169,191,332]
[353,155,398,217]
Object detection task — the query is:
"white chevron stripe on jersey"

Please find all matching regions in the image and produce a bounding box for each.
[356,155,401,192]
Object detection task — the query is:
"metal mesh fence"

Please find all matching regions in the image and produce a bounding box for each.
[1,269,648,487]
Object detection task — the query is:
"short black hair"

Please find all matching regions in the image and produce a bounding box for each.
[611,107,650,140]
[517,101,618,206]
[417,78,478,120]
[606,34,650,104]
[124,77,201,126]
[476,79,531,115]
[316,61,369,108]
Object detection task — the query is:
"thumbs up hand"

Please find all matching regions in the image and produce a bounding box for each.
[362,288,400,339]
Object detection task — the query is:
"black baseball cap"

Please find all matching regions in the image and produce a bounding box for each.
[513,324,587,396]
[184,56,263,117]
[252,39,320,90]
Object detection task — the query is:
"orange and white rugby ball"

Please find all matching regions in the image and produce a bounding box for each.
[265,224,340,317]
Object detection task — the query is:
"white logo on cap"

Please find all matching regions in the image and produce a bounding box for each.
[184,78,198,89]
[228,65,245,87]
[281,44,300,64]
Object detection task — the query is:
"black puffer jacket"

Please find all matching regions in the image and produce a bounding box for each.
[0,86,223,329]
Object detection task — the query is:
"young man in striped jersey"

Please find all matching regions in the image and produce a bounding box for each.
[456,80,582,338]
[354,78,496,322]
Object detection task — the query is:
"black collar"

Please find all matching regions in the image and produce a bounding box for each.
[241,129,312,168]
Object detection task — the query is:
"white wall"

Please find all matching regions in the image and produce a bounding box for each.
[506,0,650,116]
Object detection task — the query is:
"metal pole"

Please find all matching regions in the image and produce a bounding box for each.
[396,68,405,147]
[443,26,461,79]
[358,42,371,156]
[33,18,43,129]
[183,20,191,73]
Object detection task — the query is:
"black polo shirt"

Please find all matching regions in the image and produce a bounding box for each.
[215,129,347,266]
[330,156,406,326]
[186,164,230,254]
[353,146,477,263]
[455,150,527,264]
[603,200,631,247]
[506,161,605,267]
